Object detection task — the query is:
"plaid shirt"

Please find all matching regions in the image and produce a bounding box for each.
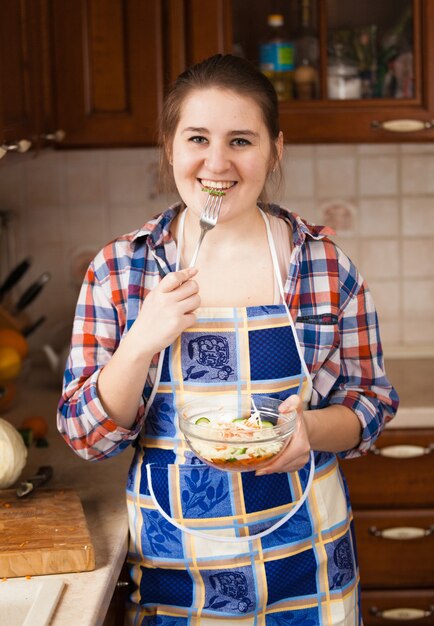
[57,203,399,461]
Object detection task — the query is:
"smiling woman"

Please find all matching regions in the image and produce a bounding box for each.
[57,54,398,625]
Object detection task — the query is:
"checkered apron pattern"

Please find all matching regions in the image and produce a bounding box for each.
[125,211,361,625]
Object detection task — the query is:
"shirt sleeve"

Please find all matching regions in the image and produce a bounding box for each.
[328,251,399,458]
[57,249,146,461]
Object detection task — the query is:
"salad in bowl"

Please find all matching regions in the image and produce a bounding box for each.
[178,394,297,472]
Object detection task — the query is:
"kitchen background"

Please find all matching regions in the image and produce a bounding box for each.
[0,141,433,360]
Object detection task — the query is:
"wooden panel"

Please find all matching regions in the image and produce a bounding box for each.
[88,0,127,111]
[340,429,434,509]
[0,0,32,141]
[184,0,233,65]
[354,510,434,588]
[52,0,164,146]
[361,590,434,625]
[0,488,95,578]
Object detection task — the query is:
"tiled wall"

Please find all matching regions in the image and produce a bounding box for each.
[0,143,433,358]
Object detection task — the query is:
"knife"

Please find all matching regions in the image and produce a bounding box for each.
[12,272,51,313]
[0,258,32,301]
[16,465,53,498]
[22,315,47,337]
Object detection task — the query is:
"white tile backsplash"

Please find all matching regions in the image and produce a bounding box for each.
[1,143,434,355]
[358,156,399,196]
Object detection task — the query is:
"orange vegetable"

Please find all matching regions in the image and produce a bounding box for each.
[0,328,29,359]
[20,415,48,440]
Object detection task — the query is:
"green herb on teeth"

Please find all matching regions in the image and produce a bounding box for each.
[201,187,226,196]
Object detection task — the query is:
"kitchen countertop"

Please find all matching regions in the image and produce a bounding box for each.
[2,357,433,625]
[3,368,134,626]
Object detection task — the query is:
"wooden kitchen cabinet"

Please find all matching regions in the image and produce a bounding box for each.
[0,0,55,154]
[340,429,434,625]
[228,0,434,143]
[51,0,164,147]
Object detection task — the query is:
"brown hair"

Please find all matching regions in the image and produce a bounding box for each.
[159,54,282,200]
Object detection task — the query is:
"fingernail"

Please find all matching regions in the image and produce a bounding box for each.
[255,470,266,476]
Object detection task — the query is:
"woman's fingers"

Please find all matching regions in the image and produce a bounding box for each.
[159,267,198,293]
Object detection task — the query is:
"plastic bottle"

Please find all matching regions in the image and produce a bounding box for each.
[259,14,294,101]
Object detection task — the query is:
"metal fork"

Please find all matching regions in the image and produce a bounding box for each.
[188,192,223,267]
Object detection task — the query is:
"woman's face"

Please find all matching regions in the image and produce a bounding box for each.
[170,88,282,222]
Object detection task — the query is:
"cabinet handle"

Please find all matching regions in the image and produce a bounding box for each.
[41,129,66,143]
[370,606,434,620]
[369,525,434,540]
[371,119,434,132]
[370,444,434,458]
[0,139,32,158]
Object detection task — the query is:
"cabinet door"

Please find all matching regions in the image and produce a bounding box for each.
[339,429,434,509]
[165,0,233,83]
[0,0,41,145]
[230,0,434,143]
[52,0,164,147]
[354,510,434,588]
[362,590,434,625]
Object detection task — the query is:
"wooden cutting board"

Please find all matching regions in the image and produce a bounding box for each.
[0,488,95,578]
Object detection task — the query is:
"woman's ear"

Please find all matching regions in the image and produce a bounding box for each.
[276,131,284,162]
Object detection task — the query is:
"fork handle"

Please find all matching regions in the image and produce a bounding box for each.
[189,230,206,268]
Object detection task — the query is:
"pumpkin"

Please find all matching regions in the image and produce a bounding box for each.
[0,417,28,488]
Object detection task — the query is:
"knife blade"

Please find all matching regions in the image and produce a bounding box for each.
[13,272,51,313]
[22,315,47,337]
[0,258,32,301]
[16,465,53,498]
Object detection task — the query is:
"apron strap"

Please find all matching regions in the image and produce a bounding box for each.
[145,450,315,543]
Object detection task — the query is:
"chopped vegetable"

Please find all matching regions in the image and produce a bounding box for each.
[195,417,210,425]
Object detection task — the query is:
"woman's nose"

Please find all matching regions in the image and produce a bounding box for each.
[204,143,230,173]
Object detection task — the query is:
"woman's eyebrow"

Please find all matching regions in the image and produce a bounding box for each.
[181,126,208,134]
[229,130,259,138]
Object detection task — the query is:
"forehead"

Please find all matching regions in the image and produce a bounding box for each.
[177,87,266,131]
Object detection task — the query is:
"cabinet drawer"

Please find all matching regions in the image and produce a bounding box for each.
[361,590,434,625]
[340,430,434,508]
[354,510,434,588]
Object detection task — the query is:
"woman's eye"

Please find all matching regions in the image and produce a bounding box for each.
[232,138,251,146]
[189,136,207,144]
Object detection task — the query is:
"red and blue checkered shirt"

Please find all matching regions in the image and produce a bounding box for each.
[57,203,399,460]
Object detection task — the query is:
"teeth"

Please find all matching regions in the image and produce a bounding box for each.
[201,179,234,190]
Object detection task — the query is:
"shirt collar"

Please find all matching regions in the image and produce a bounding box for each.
[265,203,334,246]
[130,201,333,250]
[130,202,183,249]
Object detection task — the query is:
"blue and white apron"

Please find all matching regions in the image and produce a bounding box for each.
[125,209,361,625]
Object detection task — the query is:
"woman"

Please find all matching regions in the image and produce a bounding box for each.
[58,54,399,625]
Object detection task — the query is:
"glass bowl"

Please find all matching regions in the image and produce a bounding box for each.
[178,395,297,472]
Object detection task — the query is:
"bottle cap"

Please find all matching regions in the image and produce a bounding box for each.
[268,14,284,27]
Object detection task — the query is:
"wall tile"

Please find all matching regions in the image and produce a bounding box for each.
[281,155,315,198]
[359,198,400,236]
[367,280,401,320]
[358,144,399,155]
[23,151,61,209]
[359,240,400,280]
[64,151,106,207]
[106,149,149,204]
[402,239,434,277]
[402,197,434,236]
[401,154,434,194]
[315,145,357,157]
[0,153,26,211]
[402,279,434,318]
[317,157,356,197]
[358,156,398,196]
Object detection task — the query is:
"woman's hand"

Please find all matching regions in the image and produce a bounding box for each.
[255,395,311,476]
[131,267,201,356]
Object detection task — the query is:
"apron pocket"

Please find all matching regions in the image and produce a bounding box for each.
[146,454,315,543]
